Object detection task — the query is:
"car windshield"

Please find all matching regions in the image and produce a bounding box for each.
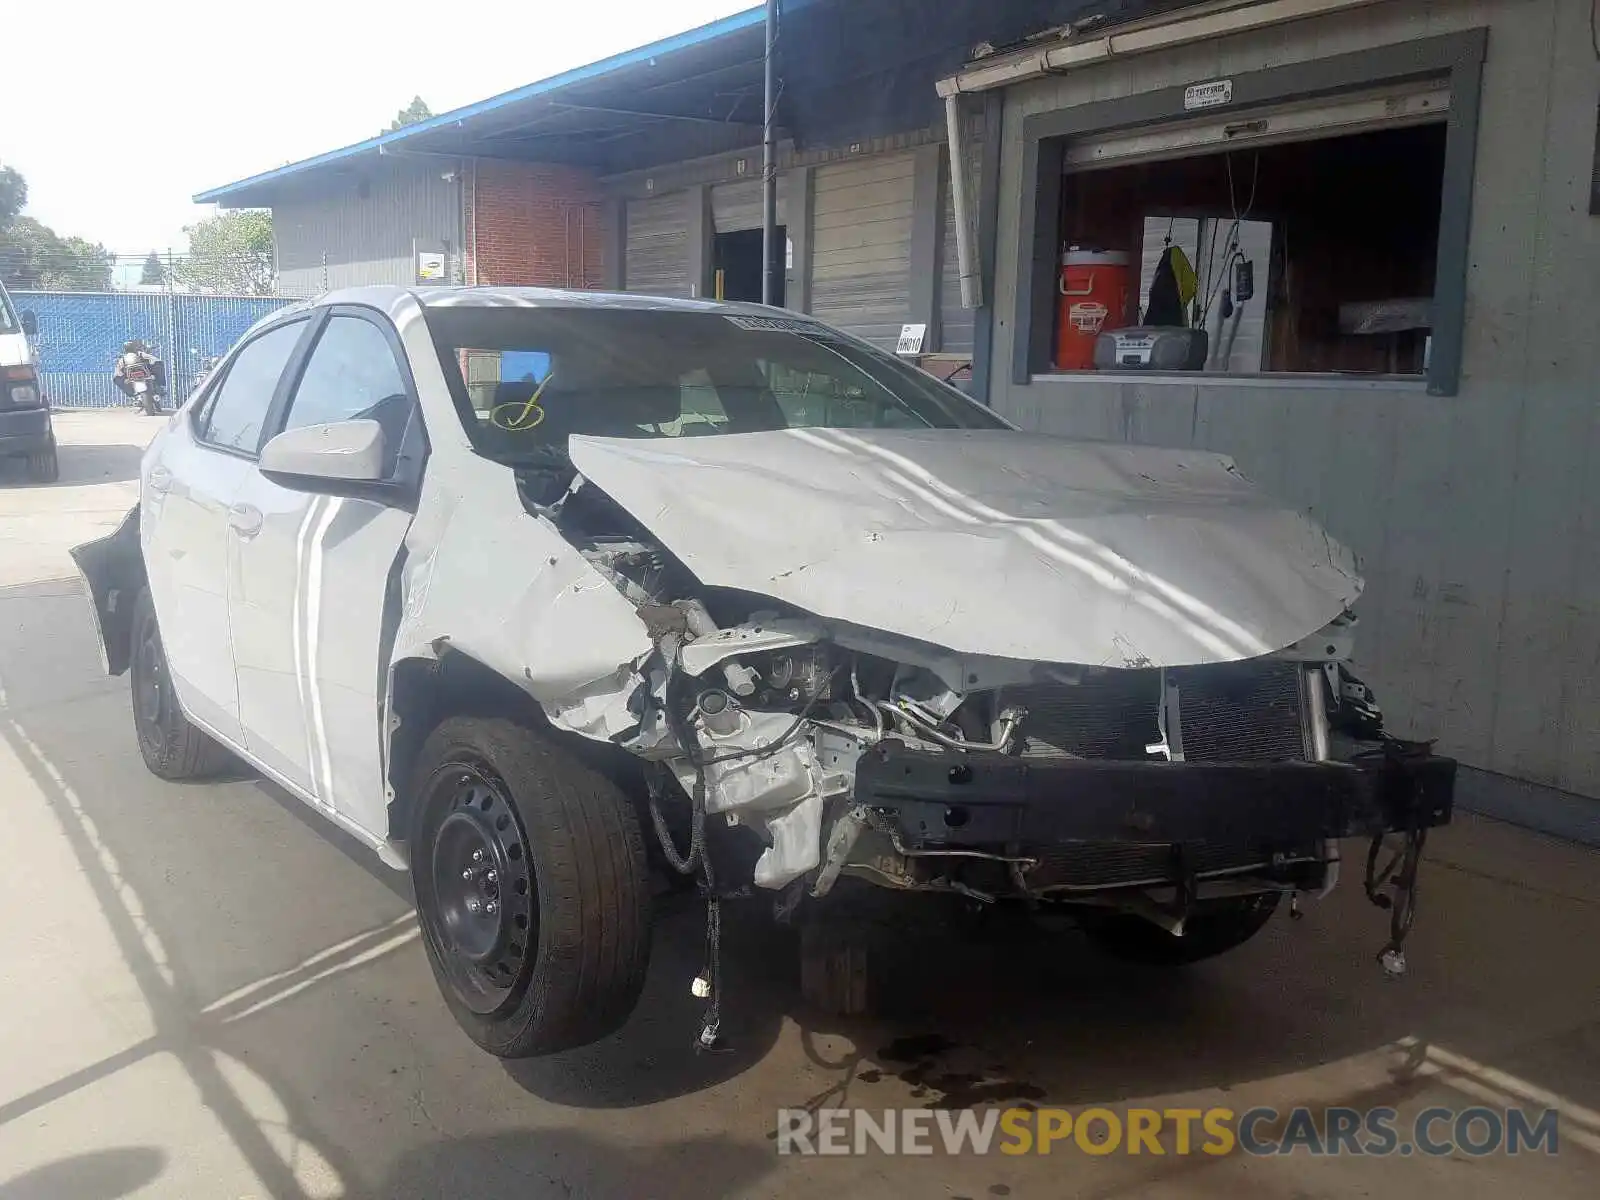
[423,305,1005,467]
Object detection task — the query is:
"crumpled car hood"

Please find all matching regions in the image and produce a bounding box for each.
[567,427,1362,667]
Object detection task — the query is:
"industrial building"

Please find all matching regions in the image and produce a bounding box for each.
[196,0,1600,843]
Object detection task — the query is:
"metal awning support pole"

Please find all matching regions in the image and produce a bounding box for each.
[761,0,779,306]
[944,92,980,310]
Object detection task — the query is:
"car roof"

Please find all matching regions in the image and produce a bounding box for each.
[315,284,805,319]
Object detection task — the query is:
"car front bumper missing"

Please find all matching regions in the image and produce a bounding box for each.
[851,738,1455,894]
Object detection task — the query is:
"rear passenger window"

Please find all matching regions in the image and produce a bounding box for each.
[284,316,412,476]
[201,321,306,454]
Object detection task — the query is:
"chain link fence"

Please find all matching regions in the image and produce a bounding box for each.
[14,289,295,408]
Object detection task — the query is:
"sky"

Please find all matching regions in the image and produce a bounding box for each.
[4,0,753,257]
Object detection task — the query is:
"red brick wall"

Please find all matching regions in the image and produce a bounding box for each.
[466,160,605,288]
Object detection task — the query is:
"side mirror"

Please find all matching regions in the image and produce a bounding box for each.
[260,419,387,489]
[19,310,37,337]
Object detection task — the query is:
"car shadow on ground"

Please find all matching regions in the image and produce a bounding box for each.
[511,860,1600,1119]
[0,443,145,488]
[376,1130,775,1200]
[507,884,1376,1113]
[504,893,796,1107]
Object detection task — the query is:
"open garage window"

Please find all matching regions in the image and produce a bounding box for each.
[1011,32,1486,396]
[1055,116,1447,377]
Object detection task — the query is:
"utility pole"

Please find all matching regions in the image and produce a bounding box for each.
[761,0,779,306]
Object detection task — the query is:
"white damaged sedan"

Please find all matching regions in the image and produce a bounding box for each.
[73,287,1454,1057]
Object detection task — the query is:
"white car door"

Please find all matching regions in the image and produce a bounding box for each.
[227,308,423,834]
[142,317,311,747]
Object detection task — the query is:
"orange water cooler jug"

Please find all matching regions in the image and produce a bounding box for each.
[1055,248,1131,370]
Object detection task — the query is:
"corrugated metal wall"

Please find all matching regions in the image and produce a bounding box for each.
[601,126,945,198]
[987,0,1600,806]
[625,193,691,296]
[273,159,462,298]
[711,178,787,232]
[811,151,916,347]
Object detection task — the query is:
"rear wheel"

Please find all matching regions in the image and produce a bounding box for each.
[129,588,231,779]
[1081,893,1280,966]
[409,716,652,1057]
[26,442,58,483]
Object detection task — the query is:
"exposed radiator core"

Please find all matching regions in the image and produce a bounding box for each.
[1170,662,1311,762]
[1004,662,1311,763]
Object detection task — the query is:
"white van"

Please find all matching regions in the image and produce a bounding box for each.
[0,280,57,481]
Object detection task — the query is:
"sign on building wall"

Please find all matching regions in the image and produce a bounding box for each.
[1183,79,1233,111]
[416,251,447,282]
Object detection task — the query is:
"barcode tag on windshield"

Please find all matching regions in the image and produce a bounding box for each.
[723,314,839,337]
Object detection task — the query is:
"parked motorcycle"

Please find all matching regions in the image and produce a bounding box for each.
[114,342,167,416]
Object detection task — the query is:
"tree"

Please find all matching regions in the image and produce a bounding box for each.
[388,96,433,131]
[0,165,24,232]
[0,165,112,290]
[0,216,114,290]
[140,250,165,286]
[171,210,275,296]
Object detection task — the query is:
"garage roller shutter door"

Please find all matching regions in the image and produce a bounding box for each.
[811,152,915,348]
[711,178,787,232]
[625,193,690,297]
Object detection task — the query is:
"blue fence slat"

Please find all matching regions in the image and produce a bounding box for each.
[13,291,295,408]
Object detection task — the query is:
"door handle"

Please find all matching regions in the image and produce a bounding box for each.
[148,466,173,495]
[228,503,264,539]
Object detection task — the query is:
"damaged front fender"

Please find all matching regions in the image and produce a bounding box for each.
[381,467,656,831]
[390,478,654,703]
[70,505,146,676]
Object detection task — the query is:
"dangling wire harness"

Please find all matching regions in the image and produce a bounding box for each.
[647,664,842,1051]
[1361,741,1433,978]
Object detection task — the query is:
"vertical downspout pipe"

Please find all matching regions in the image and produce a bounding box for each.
[761,0,779,306]
[945,92,980,310]
[469,158,480,286]
[457,158,468,285]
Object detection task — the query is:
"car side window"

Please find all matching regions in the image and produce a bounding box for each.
[200,321,306,454]
[283,315,412,476]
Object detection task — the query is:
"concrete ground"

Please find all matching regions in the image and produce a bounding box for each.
[0,409,1597,1199]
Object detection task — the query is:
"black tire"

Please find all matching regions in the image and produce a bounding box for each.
[409,716,652,1058]
[26,442,59,484]
[129,588,232,780]
[1081,893,1280,966]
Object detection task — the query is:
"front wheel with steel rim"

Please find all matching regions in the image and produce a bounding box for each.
[128,588,231,780]
[409,715,652,1058]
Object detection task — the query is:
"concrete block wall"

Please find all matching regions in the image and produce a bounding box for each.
[466,161,606,289]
